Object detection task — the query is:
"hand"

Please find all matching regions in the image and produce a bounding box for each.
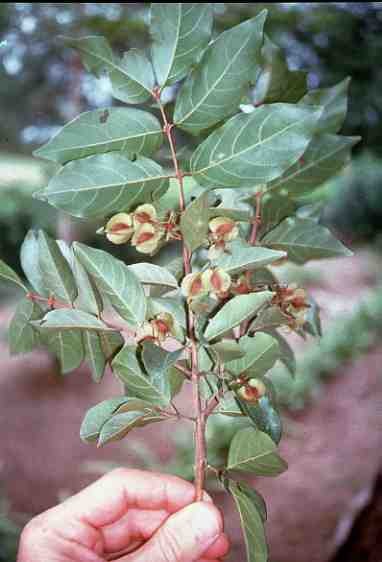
[17,468,230,562]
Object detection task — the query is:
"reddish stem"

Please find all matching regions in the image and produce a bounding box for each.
[153,89,206,501]
[249,191,263,246]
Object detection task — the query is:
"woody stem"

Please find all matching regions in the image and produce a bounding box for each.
[154,90,206,502]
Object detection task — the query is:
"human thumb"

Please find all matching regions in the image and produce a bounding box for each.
[123,502,223,562]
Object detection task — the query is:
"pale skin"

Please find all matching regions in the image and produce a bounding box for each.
[17,468,230,562]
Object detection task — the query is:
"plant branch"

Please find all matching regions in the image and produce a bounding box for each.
[249,191,263,246]
[153,89,206,501]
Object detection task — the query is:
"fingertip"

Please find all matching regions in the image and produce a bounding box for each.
[202,533,230,559]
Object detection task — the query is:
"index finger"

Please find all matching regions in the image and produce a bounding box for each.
[60,468,197,529]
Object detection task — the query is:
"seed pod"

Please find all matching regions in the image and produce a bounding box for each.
[132,223,164,255]
[181,272,208,299]
[237,378,266,403]
[152,312,174,341]
[209,216,239,241]
[202,267,231,297]
[105,213,134,245]
[132,204,157,228]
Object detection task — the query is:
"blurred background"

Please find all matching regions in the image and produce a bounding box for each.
[1,3,382,561]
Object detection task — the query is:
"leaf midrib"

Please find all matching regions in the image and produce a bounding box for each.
[268,136,354,191]
[193,110,315,175]
[176,25,253,125]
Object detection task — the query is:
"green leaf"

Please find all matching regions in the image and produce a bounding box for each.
[191,104,322,188]
[180,192,209,252]
[113,345,172,406]
[34,108,163,164]
[263,329,296,375]
[174,11,267,134]
[37,231,77,304]
[128,263,178,292]
[250,306,291,332]
[0,259,27,291]
[110,49,154,104]
[57,240,104,316]
[226,333,279,377]
[35,309,116,332]
[204,292,273,341]
[142,341,184,399]
[99,331,124,361]
[228,427,287,476]
[80,397,134,442]
[64,36,154,104]
[237,395,282,445]
[74,243,146,326]
[262,217,353,264]
[299,77,350,134]
[228,480,268,562]
[84,331,106,383]
[39,154,169,219]
[42,329,84,374]
[267,135,360,198]
[257,192,296,238]
[98,409,165,446]
[212,240,286,275]
[150,3,213,87]
[209,340,246,363]
[8,298,43,355]
[20,230,48,296]
[254,35,308,104]
[215,393,244,417]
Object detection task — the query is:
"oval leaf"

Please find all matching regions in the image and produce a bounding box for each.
[191,104,322,188]
[204,292,273,341]
[112,345,172,407]
[98,410,165,447]
[174,12,266,134]
[237,395,282,445]
[64,36,154,104]
[267,134,360,198]
[42,329,84,374]
[226,333,279,377]
[74,243,146,326]
[0,259,27,291]
[34,108,163,164]
[8,298,43,355]
[38,154,169,219]
[150,3,213,87]
[180,192,210,252]
[80,397,131,442]
[228,481,268,562]
[228,427,287,476]
[128,263,178,291]
[37,231,77,304]
[262,217,353,263]
[35,309,116,332]
[213,240,286,275]
[299,77,350,134]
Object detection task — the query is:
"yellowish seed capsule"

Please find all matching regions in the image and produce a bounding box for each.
[132,204,157,228]
[237,378,266,403]
[132,223,164,255]
[105,212,134,245]
[209,216,239,241]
